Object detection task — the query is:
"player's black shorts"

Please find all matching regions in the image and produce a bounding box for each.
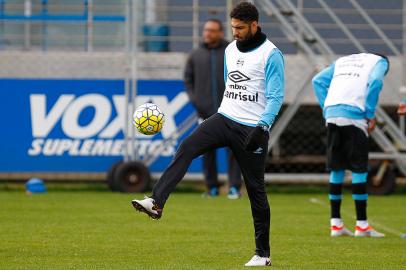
[326,123,368,172]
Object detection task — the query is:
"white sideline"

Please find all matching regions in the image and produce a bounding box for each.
[309,197,404,236]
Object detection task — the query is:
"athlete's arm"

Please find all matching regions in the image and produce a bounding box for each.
[257,49,285,128]
[312,63,335,109]
[365,58,388,119]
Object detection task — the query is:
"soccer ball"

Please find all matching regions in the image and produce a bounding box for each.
[133,103,165,135]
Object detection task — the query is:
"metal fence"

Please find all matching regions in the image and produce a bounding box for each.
[0,0,127,51]
[0,0,404,54]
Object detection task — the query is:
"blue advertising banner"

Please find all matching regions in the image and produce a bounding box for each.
[0,79,227,173]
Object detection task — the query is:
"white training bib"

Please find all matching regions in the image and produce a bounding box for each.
[218,40,277,125]
[324,53,381,111]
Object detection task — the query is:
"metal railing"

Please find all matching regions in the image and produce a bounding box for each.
[257,0,406,178]
[0,0,126,51]
[0,0,404,53]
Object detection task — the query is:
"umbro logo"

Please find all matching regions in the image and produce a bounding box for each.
[228,71,250,83]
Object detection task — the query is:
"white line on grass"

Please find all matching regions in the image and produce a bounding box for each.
[309,197,404,236]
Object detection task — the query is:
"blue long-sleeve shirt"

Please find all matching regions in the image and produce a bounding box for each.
[258,49,285,127]
[312,58,388,119]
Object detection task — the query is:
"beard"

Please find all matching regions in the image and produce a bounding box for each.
[242,28,254,42]
[234,26,254,42]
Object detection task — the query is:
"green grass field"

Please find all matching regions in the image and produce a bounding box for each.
[1,185,406,270]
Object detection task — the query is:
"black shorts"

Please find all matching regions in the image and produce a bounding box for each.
[326,123,369,172]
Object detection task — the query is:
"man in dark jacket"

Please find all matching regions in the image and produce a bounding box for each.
[184,19,242,199]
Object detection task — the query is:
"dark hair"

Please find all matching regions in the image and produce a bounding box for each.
[230,2,259,23]
[372,53,390,75]
[206,18,224,32]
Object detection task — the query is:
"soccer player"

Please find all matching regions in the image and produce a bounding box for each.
[132,2,284,266]
[312,53,389,238]
[184,19,243,199]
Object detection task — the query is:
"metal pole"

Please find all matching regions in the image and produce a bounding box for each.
[0,0,4,49]
[226,0,233,42]
[131,0,140,161]
[41,0,48,51]
[124,0,131,162]
[145,0,156,24]
[87,0,93,52]
[297,0,303,51]
[403,0,406,88]
[24,0,31,50]
[401,0,406,133]
[192,0,199,49]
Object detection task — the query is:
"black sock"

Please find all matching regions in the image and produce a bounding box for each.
[329,183,343,218]
[331,200,341,219]
[352,182,368,221]
[354,200,367,221]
